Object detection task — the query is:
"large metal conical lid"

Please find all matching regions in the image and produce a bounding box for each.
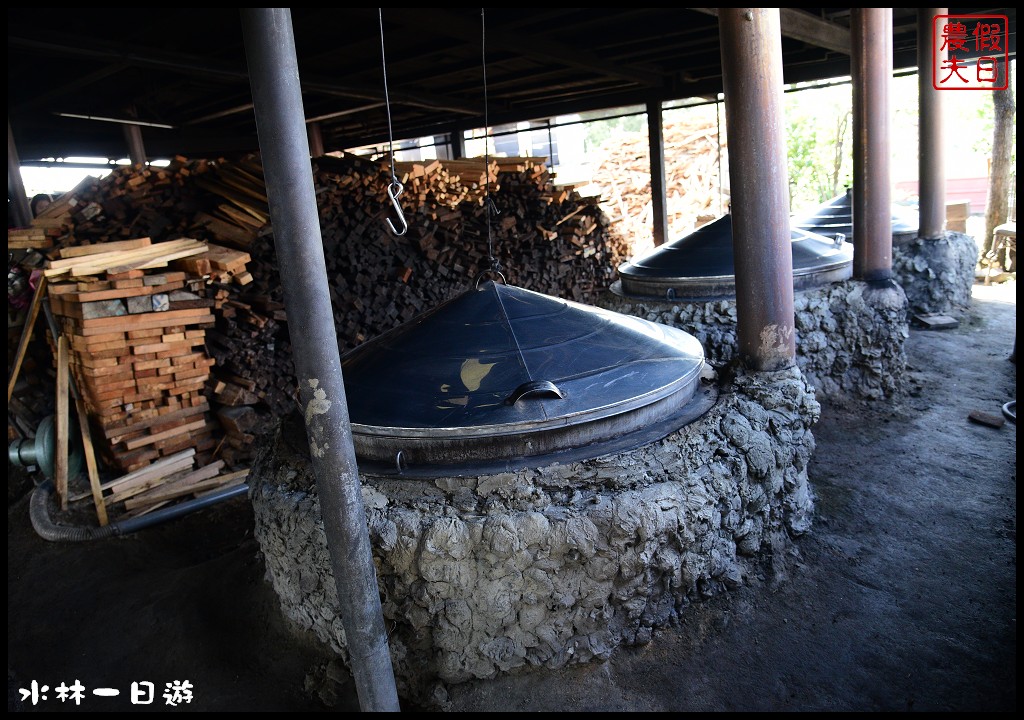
[890,203,920,241]
[341,281,706,471]
[615,214,853,301]
[792,189,918,242]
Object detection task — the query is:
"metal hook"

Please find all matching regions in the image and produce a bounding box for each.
[474,268,507,289]
[385,179,407,236]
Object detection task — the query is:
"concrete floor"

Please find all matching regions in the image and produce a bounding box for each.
[7,280,1016,713]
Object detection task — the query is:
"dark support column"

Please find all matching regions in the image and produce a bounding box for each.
[8,120,32,226]
[307,121,325,157]
[123,124,146,167]
[918,8,947,240]
[647,100,669,248]
[450,126,466,159]
[239,8,400,713]
[852,8,894,282]
[718,8,796,371]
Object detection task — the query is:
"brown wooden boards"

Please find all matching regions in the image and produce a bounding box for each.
[46,241,220,475]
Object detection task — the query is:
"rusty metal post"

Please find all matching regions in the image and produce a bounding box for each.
[239,8,400,712]
[647,100,669,247]
[123,124,146,167]
[8,120,32,226]
[450,126,466,159]
[307,121,325,157]
[718,8,796,371]
[918,8,947,240]
[852,8,894,282]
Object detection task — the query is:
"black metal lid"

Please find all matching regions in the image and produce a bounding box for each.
[615,213,853,301]
[792,188,919,243]
[341,281,706,471]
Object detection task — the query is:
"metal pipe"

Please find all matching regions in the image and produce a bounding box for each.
[29,480,249,542]
[852,8,894,282]
[718,8,796,371]
[123,123,146,166]
[305,103,385,125]
[18,160,120,170]
[647,99,669,247]
[918,8,947,240]
[8,120,32,226]
[115,483,249,535]
[307,121,325,157]
[55,112,175,129]
[239,8,400,712]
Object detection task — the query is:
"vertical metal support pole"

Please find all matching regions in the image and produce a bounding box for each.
[852,8,894,282]
[719,8,796,371]
[918,8,947,240]
[8,120,32,226]
[123,124,147,167]
[450,126,466,159]
[239,8,400,713]
[307,121,325,157]
[716,97,726,216]
[647,100,669,248]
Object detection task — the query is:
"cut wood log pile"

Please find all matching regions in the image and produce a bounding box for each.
[64,448,250,523]
[7,222,60,250]
[23,238,259,523]
[45,239,218,473]
[27,157,270,252]
[585,110,731,257]
[314,152,631,352]
[9,149,630,519]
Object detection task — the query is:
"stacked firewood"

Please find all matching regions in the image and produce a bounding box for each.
[45,239,219,472]
[21,161,285,467]
[34,238,260,523]
[315,153,630,351]
[587,110,731,256]
[29,156,271,251]
[12,151,631,477]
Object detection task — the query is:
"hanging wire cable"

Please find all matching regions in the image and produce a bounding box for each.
[379,8,407,236]
[478,8,521,375]
[481,7,500,273]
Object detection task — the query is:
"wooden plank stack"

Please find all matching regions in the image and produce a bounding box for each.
[8,223,59,250]
[66,448,250,520]
[392,157,499,207]
[45,238,221,474]
[191,157,271,247]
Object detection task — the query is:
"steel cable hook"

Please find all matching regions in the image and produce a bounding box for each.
[385,179,407,236]
[379,9,408,238]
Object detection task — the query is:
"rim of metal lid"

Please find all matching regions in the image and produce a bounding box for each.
[616,222,853,300]
[343,281,707,467]
[351,357,703,439]
[350,369,707,471]
[356,383,719,478]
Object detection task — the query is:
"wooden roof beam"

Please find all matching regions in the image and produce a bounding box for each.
[689,8,851,55]
[391,8,670,88]
[8,35,484,116]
